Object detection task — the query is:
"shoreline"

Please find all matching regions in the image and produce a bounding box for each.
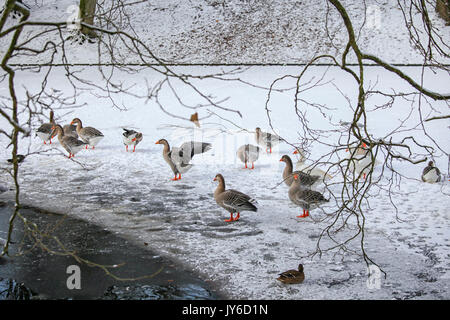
[0,200,227,300]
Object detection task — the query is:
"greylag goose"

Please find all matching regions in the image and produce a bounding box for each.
[70,118,104,149]
[293,149,333,180]
[236,144,260,169]
[51,124,88,158]
[213,173,257,222]
[280,155,320,188]
[255,127,283,153]
[155,139,212,180]
[277,264,305,284]
[63,123,78,139]
[36,110,56,144]
[346,142,380,180]
[288,173,329,218]
[421,161,441,183]
[123,128,143,152]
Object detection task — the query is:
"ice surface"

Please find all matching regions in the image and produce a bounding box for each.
[0,65,449,299]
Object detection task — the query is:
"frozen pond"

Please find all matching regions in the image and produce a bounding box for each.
[0,65,449,299]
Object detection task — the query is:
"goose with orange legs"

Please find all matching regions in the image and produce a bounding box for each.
[213,173,257,222]
[288,173,329,218]
[255,127,283,154]
[123,128,143,152]
[70,118,104,149]
[51,124,88,158]
[236,144,260,169]
[155,139,211,181]
[36,111,56,144]
[155,139,191,181]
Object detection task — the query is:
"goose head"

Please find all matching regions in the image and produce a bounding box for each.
[70,118,82,126]
[155,138,168,145]
[279,155,291,163]
[51,124,64,136]
[213,173,224,183]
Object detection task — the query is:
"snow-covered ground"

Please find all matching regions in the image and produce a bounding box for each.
[0,65,449,299]
[2,0,449,64]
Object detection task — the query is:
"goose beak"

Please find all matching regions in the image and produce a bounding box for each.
[279,158,283,162]
[213,177,217,181]
[132,138,136,142]
[293,150,298,154]
[155,141,160,144]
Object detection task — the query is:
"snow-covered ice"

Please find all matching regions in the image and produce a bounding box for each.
[0,65,449,299]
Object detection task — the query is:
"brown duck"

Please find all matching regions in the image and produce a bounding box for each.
[213,174,257,222]
[277,264,305,284]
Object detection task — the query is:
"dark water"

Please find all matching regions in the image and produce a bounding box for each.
[0,202,223,300]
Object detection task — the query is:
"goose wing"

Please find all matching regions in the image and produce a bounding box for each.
[422,165,440,177]
[83,126,104,137]
[37,123,53,134]
[237,144,260,162]
[221,189,257,212]
[292,170,321,186]
[63,124,78,138]
[179,141,212,159]
[295,188,328,204]
[244,144,260,161]
[169,147,184,164]
[168,149,192,173]
[64,136,87,148]
[123,128,137,138]
[261,131,283,144]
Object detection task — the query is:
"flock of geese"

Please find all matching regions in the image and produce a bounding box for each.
[35,111,444,224]
[35,111,335,223]
[31,110,445,284]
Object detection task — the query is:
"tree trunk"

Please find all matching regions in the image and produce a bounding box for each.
[79,0,97,38]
